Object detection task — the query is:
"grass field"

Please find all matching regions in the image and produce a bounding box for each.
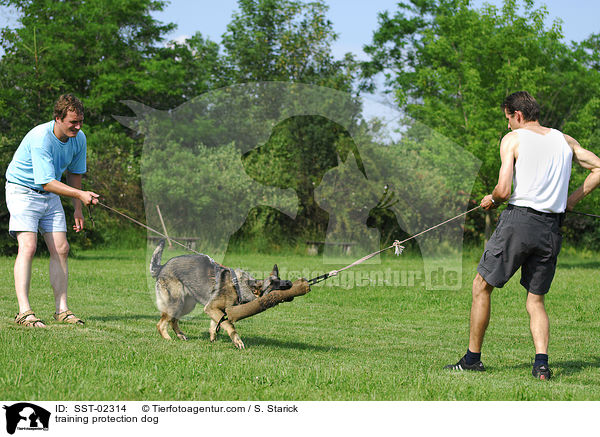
[0,245,599,401]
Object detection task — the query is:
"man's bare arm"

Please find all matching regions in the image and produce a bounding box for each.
[564,134,600,210]
[482,132,518,210]
[43,177,99,206]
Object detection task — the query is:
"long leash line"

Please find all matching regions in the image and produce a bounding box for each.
[88,200,599,286]
[306,207,600,286]
[92,201,203,255]
[307,205,482,286]
[91,200,480,284]
[568,210,600,219]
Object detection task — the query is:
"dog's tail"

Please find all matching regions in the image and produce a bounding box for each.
[149,239,166,278]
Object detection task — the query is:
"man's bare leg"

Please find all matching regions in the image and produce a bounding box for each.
[44,232,70,314]
[445,273,492,371]
[468,273,494,353]
[526,292,549,354]
[14,231,45,327]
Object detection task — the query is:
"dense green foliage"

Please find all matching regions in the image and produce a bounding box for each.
[1,0,599,254]
[361,0,600,240]
[0,0,361,254]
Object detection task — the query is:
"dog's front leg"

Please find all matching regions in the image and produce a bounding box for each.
[204,306,245,349]
[209,319,219,342]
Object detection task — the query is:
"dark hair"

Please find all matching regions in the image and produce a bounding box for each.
[501,91,540,122]
[53,94,84,120]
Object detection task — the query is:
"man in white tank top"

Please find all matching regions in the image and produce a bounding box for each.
[446,91,600,379]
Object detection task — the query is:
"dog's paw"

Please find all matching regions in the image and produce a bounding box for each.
[177,333,188,341]
[232,335,245,349]
[234,341,245,350]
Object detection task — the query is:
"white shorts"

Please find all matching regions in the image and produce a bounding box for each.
[5,182,67,238]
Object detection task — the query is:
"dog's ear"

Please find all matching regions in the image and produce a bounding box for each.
[271,264,279,278]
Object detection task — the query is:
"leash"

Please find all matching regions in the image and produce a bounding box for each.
[90,197,598,287]
[91,198,480,283]
[92,200,203,255]
[307,205,481,286]
[568,210,600,220]
[306,205,600,286]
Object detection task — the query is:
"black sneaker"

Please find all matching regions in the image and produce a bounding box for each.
[444,356,486,372]
[532,364,552,380]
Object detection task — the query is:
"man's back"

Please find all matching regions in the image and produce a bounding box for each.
[509,128,573,213]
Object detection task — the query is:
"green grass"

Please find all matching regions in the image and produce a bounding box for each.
[0,245,599,401]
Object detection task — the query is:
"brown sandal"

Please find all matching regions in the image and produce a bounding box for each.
[14,310,46,327]
[53,310,85,325]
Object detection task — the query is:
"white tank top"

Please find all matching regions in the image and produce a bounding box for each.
[509,128,573,213]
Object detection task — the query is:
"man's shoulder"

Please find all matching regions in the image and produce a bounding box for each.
[24,121,55,147]
[503,130,520,139]
[561,132,577,147]
[36,120,54,131]
[72,130,86,148]
[501,130,520,145]
[27,120,53,135]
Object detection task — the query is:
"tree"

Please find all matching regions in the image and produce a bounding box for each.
[219,0,360,242]
[0,0,178,128]
[559,34,600,246]
[0,0,181,252]
[361,0,599,240]
[221,0,353,86]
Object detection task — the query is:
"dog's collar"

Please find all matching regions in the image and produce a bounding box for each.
[229,268,243,303]
[213,264,243,303]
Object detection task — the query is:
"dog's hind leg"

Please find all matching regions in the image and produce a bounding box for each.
[170,319,188,341]
[204,306,245,349]
[156,278,194,341]
[157,313,172,340]
[167,294,196,341]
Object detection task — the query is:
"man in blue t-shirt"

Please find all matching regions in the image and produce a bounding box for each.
[5,94,99,327]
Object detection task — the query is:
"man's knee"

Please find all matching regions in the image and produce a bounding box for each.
[526,292,546,314]
[46,234,70,258]
[53,240,70,258]
[472,273,493,299]
[17,233,37,258]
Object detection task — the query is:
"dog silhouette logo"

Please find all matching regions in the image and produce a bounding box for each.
[3,403,50,434]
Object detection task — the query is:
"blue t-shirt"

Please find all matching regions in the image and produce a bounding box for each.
[5,121,87,190]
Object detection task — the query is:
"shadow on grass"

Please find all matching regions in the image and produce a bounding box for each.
[157,331,338,352]
[87,314,157,321]
[70,252,145,261]
[84,315,337,351]
[508,357,600,376]
[242,335,339,352]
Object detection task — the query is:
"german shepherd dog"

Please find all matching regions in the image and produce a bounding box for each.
[150,240,292,349]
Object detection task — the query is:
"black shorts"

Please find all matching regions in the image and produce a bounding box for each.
[477,205,563,295]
